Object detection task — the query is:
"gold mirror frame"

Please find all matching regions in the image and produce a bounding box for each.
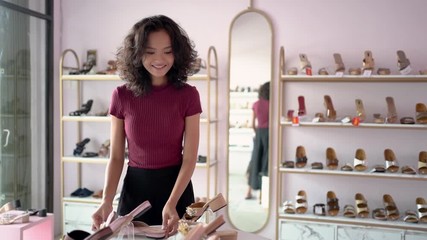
[226,7,274,232]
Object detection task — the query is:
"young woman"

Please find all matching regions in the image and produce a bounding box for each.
[246,82,270,200]
[91,15,201,236]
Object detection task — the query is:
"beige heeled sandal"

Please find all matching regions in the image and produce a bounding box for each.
[362,50,375,71]
[386,97,398,123]
[324,95,337,121]
[183,193,227,222]
[333,53,345,73]
[397,50,411,74]
[355,99,366,122]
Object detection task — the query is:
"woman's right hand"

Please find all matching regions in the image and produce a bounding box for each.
[91,202,113,231]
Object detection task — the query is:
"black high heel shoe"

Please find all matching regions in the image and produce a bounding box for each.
[69,99,93,116]
[69,61,94,75]
[73,138,90,156]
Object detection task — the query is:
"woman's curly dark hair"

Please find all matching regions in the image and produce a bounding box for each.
[116,15,198,96]
[258,81,270,100]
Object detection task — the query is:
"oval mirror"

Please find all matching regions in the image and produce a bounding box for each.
[227,8,273,232]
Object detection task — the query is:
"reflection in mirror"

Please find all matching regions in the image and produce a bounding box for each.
[227,9,273,232]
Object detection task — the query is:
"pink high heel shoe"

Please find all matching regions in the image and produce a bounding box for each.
[64,200,152,240]
[0,211,30,225]
[86,200,152,240]
[183,193,227,222]
[184,215,227,240]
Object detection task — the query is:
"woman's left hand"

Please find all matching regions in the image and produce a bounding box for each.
[162,202,179,237]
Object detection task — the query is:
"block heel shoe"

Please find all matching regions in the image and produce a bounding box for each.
[183,193,227,222]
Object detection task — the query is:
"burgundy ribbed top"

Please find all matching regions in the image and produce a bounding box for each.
[109,83,202,169]
[253,98,269,129]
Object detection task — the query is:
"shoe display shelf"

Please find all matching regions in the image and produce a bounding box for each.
[59,46,219,235]
[275,46,427,240]
[187,46,219,200]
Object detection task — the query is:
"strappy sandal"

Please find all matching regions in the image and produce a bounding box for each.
[84,200,152,240]
[401,165,416,175]
[341,163,353,172]
[282,161,295,168]
[355,99,366,122]
[384,148,399,173]
[333,53,345,73]
[311,162,323,169]
[314,113,325,122]
[403,210,419,223]
[299,53,312,75]
[383,194,400,221]
[416,197,427,223]
[287,67,298,75]
[418,151,427,175]
[400,117,415,124]
[386,97,398,123]
[326,147,339,170]
[324,95,337,121]
[355,193,369,218]
[132,221,169,239]
[326,191,340,216]
[298,96,306,116]
[183,193,227,222]
[295,146,307,168]
[348,67,362,75]
[318,68,329,75]
[370,165,386,173]
[377,68,390,75]
[354,148,367,171]
[184,215,227,240]
[283,201,295,214]
[295,190,308,214]
[416,103,427,124]
[362,50,375,72]
[372,208,387,221]
[206,229,238,240]
[343,204,356,218]
[373,113,385,124]
[397,50,412,74]
[98,139,111,157]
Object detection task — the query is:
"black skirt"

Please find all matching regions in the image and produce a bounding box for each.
[117,164,194,225]
[247,128,269,190]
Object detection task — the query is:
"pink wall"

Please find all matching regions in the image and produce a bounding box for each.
[54,0,427,239]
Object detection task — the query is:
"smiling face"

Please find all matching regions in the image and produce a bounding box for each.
[142,30,174,86]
